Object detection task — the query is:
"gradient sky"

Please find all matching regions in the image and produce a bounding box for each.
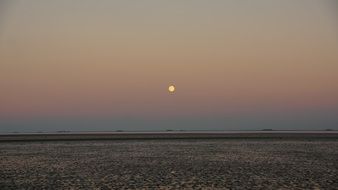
[0,0,338,132]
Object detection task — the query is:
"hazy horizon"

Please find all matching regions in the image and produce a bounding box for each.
[1,0,338,132]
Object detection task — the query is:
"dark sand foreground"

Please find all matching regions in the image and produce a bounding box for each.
[0,133,338,189]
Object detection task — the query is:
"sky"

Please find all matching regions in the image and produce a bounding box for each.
[0,0,337,132]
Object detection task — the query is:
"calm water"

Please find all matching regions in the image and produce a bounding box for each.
[1,130,337,135]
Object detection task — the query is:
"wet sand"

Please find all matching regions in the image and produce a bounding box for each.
[0,134,338,189]
[1,132,338,142]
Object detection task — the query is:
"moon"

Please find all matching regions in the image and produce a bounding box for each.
[168,85,175,93]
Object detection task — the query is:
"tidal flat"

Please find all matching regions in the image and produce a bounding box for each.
[0,137,338,189]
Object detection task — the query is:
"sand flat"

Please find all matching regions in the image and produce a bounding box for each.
[0,134,338,189]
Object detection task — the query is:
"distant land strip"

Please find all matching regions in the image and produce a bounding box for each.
[1,132,338,142]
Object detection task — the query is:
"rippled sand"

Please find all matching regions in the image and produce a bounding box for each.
[1,139,337,189]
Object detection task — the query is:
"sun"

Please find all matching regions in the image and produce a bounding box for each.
[168,85,175,93]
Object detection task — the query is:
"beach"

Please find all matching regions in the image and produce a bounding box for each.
[0,133,338,189]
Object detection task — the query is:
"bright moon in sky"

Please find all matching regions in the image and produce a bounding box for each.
[168,85,175,93]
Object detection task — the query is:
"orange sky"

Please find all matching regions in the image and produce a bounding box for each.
[0,0,337,131]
